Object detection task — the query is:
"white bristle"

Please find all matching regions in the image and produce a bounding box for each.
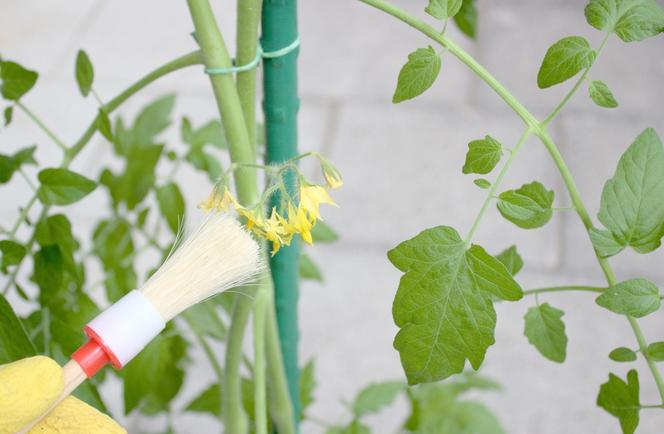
[140,212,262,320]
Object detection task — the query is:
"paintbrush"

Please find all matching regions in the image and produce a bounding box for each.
[18,212,261,433]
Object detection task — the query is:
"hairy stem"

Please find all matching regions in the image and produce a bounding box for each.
[253,285,269,434]
[16,102,68,152]
[359,0,664,405]
[184,313,224,418]
[523,285,605,296]
[236,0,263,151]
[186,2,295,432]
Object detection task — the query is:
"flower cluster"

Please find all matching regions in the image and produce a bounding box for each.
[201,184,337,255]
[200,154,342,256]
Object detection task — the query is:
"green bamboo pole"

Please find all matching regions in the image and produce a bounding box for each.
[261,0,301,426]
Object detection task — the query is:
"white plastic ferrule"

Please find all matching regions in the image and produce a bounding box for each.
[85,290,166,368]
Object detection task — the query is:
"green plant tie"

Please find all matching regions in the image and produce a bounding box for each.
[203,36,300,75]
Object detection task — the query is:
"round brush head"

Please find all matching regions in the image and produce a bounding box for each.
[140,211,263,321]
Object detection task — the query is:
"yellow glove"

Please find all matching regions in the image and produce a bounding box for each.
[0,356,126,434]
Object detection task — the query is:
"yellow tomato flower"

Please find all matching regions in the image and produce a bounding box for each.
[237,206,264,230]
[218,187,238,211]
[299,184,337,220]
[321,160,343,189]
[289,203,315,245]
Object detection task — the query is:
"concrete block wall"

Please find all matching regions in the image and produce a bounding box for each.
[1,0,663,433]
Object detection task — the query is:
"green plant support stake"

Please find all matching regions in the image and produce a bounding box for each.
[261,0,301,427]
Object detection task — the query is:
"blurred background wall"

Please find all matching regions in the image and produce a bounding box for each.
[1,0,664,433]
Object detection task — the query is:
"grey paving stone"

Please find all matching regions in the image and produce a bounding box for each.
[324,102,564,271]
[558,111,664,281]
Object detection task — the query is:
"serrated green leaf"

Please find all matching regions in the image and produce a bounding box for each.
[524,303,567,363]
[75,50,94,97]
[454,0,477,39]
[0,240,26,269]
[97,109,113,141]
[495,245,523,276]
[37,168,97,205]
[311,220,339,243]
[585,0,664,42]
[597,129,664,254]
[609,347,637,362]
[393,46,441,103]
[537,36,596,89]
[185,384,221,417]
[4,106,13,126]
[597,370,640,434]
[0,60,38,101]
[646,342,664,361]
[299,253,323,282]
[425,0,463,20]
[462,135,503,175]
[590,227,625,258]
[0,293,36,362]
[300,359,316,420]
[497,181,554,229]
[353,381,404,417]
[123,330,187,414]
[156,182,185,234]
[589,80,618,108]
[596,278,661,318]
[388,225,522,384]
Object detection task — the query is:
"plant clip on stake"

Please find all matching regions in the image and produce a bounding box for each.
[17,213,262,433]
[262,0,301,426]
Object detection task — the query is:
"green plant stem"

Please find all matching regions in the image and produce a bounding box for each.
[184,313,224,418]
[65,50,203,164]
[359,0,664,406]
[16,102,68,152]
[465,128,531,244]
[186,0,257,205]
[253,285,269,434]
[1,51,203,297]
[236,0,263,151]
[186,2,294,433]
[523,285,605,296]
[264,283,296,434]
[542,32,610,126]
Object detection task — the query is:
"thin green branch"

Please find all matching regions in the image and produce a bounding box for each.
[16,102,68,152]
[359,0,664,406]
[236,0,263,151]
[465,128,532,245]
[1,51,202,297]
[184,313,224,418]
[523,285,605,296]
[542,32,611,126]
[253,286,269,434]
